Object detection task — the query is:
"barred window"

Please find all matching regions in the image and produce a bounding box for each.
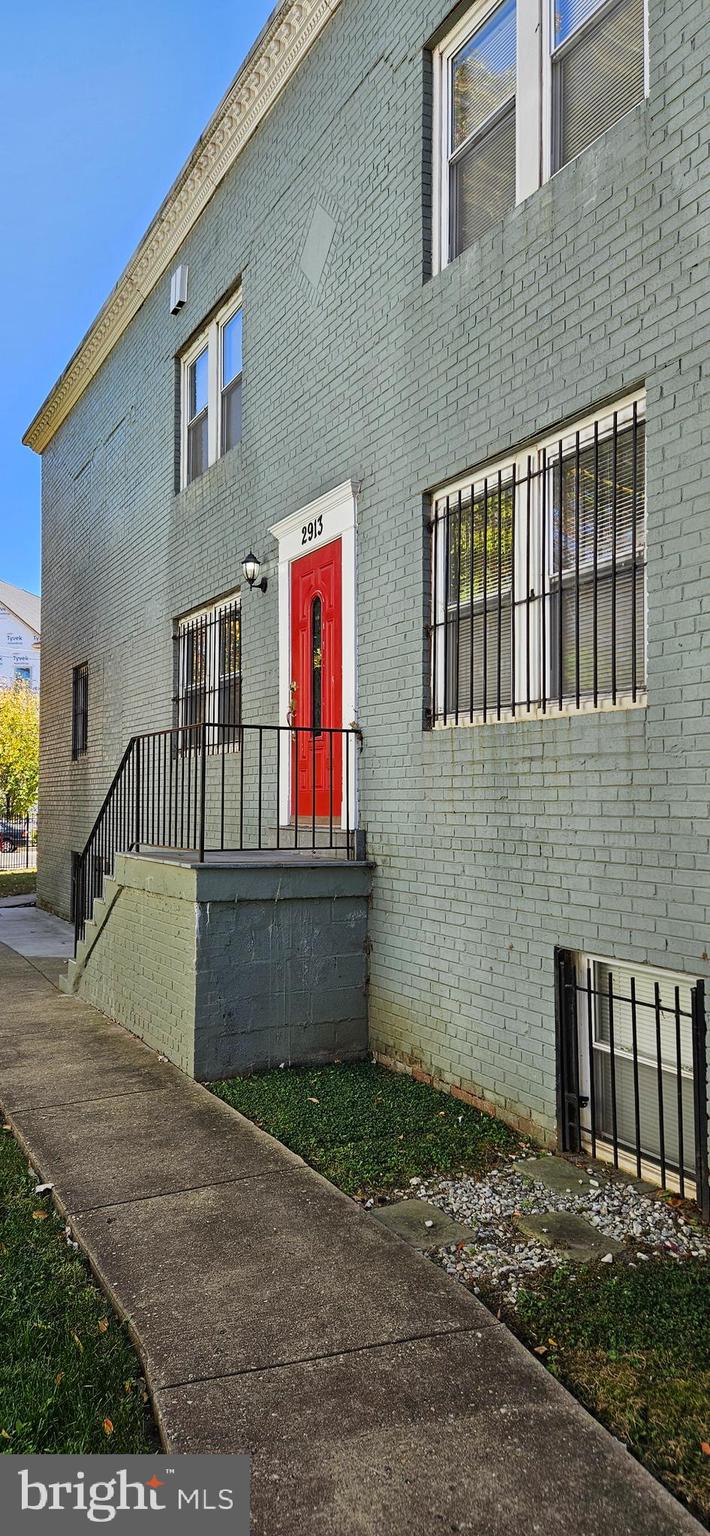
[71,662,88,758]
[431,393,646,724]
[174,595,241,748]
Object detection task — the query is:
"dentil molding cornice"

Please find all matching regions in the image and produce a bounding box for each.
[24,0,342,455]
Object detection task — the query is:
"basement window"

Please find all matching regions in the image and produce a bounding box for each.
[557,949,706,1210]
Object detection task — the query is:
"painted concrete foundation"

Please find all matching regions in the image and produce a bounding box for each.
[66,852,371,1079]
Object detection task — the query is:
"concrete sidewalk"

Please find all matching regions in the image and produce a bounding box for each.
[0,934,702,1536]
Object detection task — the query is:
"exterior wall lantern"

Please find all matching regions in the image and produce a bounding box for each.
[242,552,267,593]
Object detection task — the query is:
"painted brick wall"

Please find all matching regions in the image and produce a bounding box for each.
[39,0,710,1137]
[76,884,198,1075]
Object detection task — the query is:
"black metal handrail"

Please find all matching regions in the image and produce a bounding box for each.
[73,721,363,950]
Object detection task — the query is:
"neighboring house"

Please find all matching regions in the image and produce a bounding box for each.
[0,581,40,690]
[24,0,710,1216]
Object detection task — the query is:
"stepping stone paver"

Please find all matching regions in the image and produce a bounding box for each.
[513,1154,597,1194]
[515,1210,623,1262]
[370,1198,474,1249]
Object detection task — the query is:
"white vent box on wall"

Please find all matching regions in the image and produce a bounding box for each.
[170,265,189,315]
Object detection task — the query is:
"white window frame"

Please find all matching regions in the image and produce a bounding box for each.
[433,0,648,274]
[574,952,696,1196]
[180,291,242,489]
[432,387,646,724]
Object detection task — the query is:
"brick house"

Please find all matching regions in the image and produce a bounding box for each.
[25,0,710,1212]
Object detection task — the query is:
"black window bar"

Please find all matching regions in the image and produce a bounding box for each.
[429,401,646,725]
[556,948,710,1222]
[173,598,242,751]
[71,662,89,758]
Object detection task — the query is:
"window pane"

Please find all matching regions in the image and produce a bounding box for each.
[189,348,208,420]
[221,377,242,453]
[555,0,644,169]
[555,419,646,574]
[446,480,514,606]
[554,0,604,46]
[451,0,516,152]
[222,310,242,387]
[557,565,645,701]
[446,604,512,717]
[593,963,695,1176]
[552,416,646,702]
[187,412,208,483]
[219,609,241,681]
[443,479,514,717]
[451,104,516,255]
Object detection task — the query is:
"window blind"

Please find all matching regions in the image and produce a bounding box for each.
[593,961,695,1177]
[554,0,645,170]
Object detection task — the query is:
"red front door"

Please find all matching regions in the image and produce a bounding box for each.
[290,538,342,819]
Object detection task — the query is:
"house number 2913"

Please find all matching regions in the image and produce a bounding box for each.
[301,514,323,545]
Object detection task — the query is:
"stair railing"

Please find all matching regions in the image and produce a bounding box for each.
[73,720,364,953]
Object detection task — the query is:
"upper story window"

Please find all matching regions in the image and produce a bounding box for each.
[430,391,646,725]
[181,292,243,488]
[445,0,517,258]
[434,0,647,270]
[71,662,88,758]
[552,0,646,171]
[174,593,241,749]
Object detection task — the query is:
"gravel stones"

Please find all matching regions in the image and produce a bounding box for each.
[393,1159,708,1305]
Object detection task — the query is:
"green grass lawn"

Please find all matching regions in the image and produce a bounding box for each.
[211,1060,520,1194]
[0,1129,156,1454]
[512,1260,710,1524]
[0,871,36,900]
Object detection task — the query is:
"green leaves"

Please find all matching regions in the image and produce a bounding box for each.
[0,680,39,817]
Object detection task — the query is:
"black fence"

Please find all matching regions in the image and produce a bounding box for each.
[556,949,709,1221]
[73,721,363,948]
[430,402,646,725]
[0,811,37,870]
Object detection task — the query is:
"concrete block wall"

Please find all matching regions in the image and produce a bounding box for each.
[39,0,710,1138]
[193,862,371,1078]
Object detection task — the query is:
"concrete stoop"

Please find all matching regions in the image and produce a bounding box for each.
[63,851,372,1080]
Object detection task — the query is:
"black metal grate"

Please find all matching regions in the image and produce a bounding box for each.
[430,400,646,725]
[556,948,709,1221]
[173,599,241,749]
[71,662,89,758]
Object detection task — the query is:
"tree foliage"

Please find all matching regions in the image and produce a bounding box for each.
[0,681,39,816]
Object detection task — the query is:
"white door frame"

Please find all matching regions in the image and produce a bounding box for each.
[269,479,358,828]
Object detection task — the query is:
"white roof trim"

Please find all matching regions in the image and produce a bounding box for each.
[23,0,342,456]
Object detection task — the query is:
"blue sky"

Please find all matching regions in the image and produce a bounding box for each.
[1,1,274,596]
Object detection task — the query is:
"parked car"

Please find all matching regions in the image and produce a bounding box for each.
[0,819,28,852]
